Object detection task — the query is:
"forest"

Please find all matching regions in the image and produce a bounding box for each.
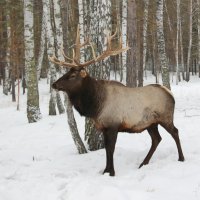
[0,0,200,199]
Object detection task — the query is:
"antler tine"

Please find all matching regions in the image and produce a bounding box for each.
[107,28,118,50]
[49,25,130,69]
[89,42,97,61]
[48,55,79,68]
[61,45,74,62]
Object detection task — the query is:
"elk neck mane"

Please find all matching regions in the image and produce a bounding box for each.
[68,76,107,118]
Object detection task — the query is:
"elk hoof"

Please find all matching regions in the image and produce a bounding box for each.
[178,157,185,162]
[103,168,115,176]
[139,161,149,169]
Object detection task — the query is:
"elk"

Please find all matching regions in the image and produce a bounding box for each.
[49,27,185,176]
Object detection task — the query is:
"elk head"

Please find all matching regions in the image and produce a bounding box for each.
[49,25,130,94]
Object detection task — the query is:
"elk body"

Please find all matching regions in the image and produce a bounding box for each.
[49,27,185,176]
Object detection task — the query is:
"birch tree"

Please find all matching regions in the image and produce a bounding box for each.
[142,0,149,83]
[197,0,200,77]
[84,0,112,151]
[3,0,11,95]
[24,0,41,123]
[46,0,65,115]
[186,0,193,82]
[59,0,87,154]
[156,0,170,89]
[36,0,46,80]
[126,0,137,87]
[176,0,180,84]
[121,0,127,72]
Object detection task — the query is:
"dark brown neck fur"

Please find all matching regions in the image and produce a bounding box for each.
[68,76,106,118]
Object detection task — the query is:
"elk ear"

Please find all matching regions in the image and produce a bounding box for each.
[80,69,87,78]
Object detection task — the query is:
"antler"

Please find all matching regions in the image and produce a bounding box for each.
[49,25,130,68]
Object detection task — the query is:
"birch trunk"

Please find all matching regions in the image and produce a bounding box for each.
[85,0,112,151]
[176,0,180,84]
[126,0,137,87]
[156,0,171,89]
[142,0,149,81]
[78,0,85,63]
[36,2,46,80]
[180,20,185,80]
[53,0,65,114]
[197,0,200,78]
[60,0,87,154]
[3,4,11,95]
[122,0,127,71]
[24,0,41,123]
[64,94,87,154]
[46,0,57,115]
[186,0,193,82]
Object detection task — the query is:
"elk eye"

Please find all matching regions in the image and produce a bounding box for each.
[69,73,76,79]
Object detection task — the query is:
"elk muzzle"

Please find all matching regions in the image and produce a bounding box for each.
[52,82,58,90]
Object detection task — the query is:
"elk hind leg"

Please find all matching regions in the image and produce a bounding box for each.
[161,122,185,162]
[139,124,162,168]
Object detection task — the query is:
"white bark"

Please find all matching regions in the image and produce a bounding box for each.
[122,0,127,69]
[53,0,65,114]
[142,0,149,78]
[64,94,87,154]
[46,0,57,115]
[180,20,185,80]
[36,3,47,80]
[186,0,193,82]
[78,0,85,63]
[85,0,112,151]
[197,0,200,77]
[89,0,112,79]
[24,0,41,122]
[3,8,11,95]
[176,0,180,85]
[156,0,170,89]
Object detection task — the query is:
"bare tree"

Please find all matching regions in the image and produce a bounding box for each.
[24,0,41,122]
[186,0,193,82]
[126,0,137,87]
[156,0,170,89]
[84,0,112,151]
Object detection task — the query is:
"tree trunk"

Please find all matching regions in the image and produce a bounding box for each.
[186,0,193,82]
[156,0,170,90]
[179,20,185,80]
[176,0,180,84]
[84,0,112,151]
[3,2,11,95]
[142,0,149,84]
[36,0,46,80]
[121,0,127,75]
[24,0,41,123]
[60,0,87,154]
[64,94,87,154]
[53,0,65,114]
[126,0,137,87]
[197,0,200,78]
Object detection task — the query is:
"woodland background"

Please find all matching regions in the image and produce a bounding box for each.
[0,0,200,152]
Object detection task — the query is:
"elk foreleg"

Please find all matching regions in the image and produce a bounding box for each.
[103,128,118,176]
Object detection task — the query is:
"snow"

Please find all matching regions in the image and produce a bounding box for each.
[0,75,200,200]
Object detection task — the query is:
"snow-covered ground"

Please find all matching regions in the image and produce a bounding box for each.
[0,75,200,200]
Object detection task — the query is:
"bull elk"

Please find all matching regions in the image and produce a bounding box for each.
[49,27,185,176]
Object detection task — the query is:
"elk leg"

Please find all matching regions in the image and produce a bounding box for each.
[161,123,185,162]
[103,128,118,176]
[139,124,162,168]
